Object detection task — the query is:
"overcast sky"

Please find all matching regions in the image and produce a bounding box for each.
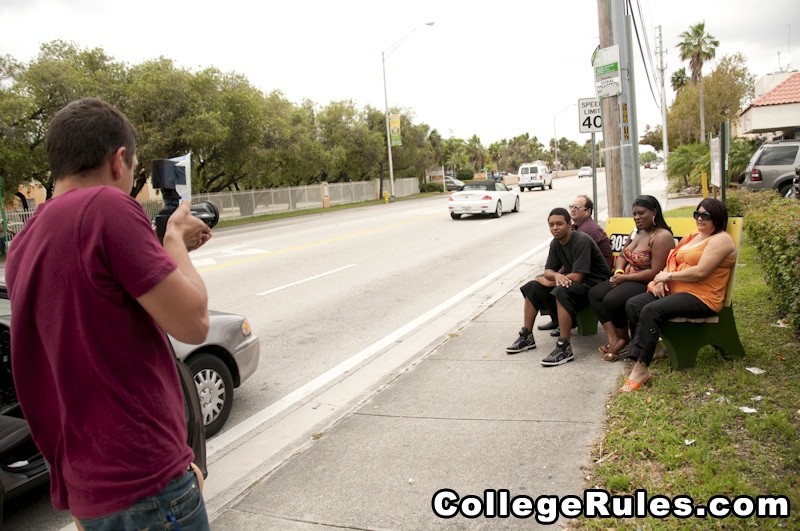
[2,0,798,147]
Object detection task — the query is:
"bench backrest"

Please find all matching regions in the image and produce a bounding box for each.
[604,216,743,308]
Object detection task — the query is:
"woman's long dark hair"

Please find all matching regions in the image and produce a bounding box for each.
[632,195,672,234]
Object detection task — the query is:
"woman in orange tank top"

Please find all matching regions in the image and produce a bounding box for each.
[620,198,737,393]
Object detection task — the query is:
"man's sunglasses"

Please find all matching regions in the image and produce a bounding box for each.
[693,210,712,221]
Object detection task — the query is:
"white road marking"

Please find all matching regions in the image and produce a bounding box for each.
[207,237,551,457]
[256,264,358,296]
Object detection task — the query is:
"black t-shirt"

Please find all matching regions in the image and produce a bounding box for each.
[544,230,610,287]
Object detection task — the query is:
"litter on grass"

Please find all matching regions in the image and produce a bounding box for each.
[751,395,764,402]
[745,367,765,375]
[684,439,696,446]
[715,396,730,404]
[739,406,758,414]
[771,318,791,328]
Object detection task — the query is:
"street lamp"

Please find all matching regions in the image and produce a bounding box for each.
[553,103,576,173]
[382,22,434,201]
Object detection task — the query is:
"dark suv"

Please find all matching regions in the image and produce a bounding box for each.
[743,140,800,197]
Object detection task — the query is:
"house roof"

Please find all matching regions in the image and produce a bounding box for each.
[750,72,800,107]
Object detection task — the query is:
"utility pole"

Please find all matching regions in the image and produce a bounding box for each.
[656,25,669,171]
[596,0,622,217]
[613,0,641,215]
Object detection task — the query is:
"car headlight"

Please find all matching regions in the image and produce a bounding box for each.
[241,318,252,337]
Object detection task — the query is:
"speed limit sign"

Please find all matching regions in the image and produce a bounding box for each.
[578,97,602,133]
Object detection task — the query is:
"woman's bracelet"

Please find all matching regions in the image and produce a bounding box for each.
[614,269,625,275]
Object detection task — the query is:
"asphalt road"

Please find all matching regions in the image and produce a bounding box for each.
[5,168,674,529]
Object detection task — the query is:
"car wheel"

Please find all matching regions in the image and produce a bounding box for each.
[778,182,792,198]
[187,352,234,438]
[512,196,520,212]
[450,212,461,220]
[493,201,502,218]
[549,181,553,190]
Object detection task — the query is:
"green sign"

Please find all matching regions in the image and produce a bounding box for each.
[592,45,622,98]
[389,114,402,147]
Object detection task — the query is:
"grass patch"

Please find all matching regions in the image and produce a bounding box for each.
[578,218,800,529]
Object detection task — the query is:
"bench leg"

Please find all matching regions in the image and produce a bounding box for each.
[659,307,744,370]
[576,307,599,336]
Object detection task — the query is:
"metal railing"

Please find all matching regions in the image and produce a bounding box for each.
[4,178,420,243]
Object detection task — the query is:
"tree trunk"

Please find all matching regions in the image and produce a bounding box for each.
[698,78,706,142]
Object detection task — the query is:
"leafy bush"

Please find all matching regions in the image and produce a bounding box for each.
[424,183,444,193]
[727,189,800,332]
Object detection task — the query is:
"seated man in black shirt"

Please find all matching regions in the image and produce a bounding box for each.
[506,207,611,366]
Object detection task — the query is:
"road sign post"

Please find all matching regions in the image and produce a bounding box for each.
[579,97,603,218]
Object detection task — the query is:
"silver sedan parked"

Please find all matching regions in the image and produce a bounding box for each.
[448,180,520,219]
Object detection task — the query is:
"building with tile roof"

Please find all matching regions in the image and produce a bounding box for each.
[739,71,800,139]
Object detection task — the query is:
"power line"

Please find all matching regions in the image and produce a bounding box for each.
[627,0,660,110]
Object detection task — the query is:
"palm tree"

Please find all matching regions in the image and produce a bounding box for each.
[677,22,719,142]
[670,68,689,93]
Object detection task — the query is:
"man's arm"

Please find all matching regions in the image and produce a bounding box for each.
[137,202,211,344]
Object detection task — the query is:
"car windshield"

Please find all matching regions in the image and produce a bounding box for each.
[462,184,490,191]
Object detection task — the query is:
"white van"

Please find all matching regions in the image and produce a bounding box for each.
[517,162,553,192]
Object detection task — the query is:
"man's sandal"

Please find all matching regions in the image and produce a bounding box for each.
[620,374,652,393]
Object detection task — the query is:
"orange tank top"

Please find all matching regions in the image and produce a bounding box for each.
[667,231,735,312]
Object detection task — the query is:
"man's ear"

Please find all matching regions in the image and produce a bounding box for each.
[109,147,126,181]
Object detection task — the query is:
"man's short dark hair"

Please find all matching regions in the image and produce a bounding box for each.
[549,207,571,224]
[578,194,593,214]
[46,97,137,180]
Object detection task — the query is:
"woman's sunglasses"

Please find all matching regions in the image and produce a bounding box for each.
[693,210,712,221]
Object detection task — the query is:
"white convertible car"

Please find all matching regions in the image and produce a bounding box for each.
[448,181,520,219]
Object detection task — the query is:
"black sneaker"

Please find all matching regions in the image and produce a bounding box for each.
[541,339,574,366]
[506,327,536,354]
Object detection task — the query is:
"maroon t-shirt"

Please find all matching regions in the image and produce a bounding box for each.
[6,186,193,519]
[574,216,614,270]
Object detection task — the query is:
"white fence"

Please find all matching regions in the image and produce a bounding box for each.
[3,178,420,243]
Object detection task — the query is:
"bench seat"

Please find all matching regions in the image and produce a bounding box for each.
[575,216,744,370]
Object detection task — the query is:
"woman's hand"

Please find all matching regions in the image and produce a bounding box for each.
[653,270,671,284]
[609,272,625,287]
[651,280,669,298]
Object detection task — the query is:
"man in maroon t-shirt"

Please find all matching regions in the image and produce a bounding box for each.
[6,98,213,528]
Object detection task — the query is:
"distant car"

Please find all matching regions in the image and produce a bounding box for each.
[448,180,519,219]
[444,176,464,191]
[651,163,658,170]
[577,166,592,178]
[0,282,260,438]
[644,162,651,169]
[517,162,553,191]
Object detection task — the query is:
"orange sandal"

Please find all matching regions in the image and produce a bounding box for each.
[620,374,652,393]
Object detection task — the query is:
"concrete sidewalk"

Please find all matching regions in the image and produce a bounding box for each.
[206,193,704,530]
[209,286,626,530]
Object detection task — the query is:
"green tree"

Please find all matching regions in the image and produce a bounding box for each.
[667,143,709,189]
[670,68,689,93]
[465,135,486,171]
[701,53,755,138]
[677,22,719,143]
[639,124,663,152]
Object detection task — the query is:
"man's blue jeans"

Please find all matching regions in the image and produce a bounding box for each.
[76,469,210,530]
